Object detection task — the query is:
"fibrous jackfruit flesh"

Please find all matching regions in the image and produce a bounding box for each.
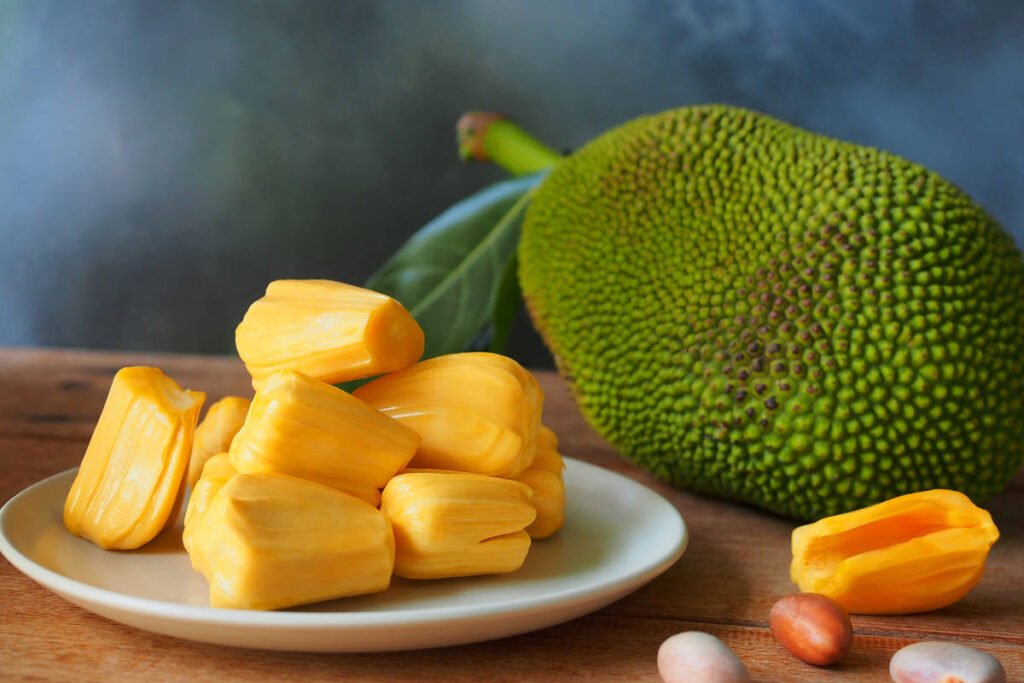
[187,472,394,610]
[354,352,543,478]
[235,279,424,389]
[381,472,535,579]
[188,396,250,489]
[517,428,566,539]
[519,105,1024,520]
[183,452,237,571]
[790,489,999,614]
[230,369,419,505]
[64,367,205,549]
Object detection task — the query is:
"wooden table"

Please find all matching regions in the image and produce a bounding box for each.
[1,348,1021,681]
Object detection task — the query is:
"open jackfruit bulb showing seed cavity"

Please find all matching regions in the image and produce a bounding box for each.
[790,489,1000,614]
[62,278,565,610]
[63,367,205,550]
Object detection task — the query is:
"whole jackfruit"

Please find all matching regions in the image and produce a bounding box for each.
[518,105,1024,520]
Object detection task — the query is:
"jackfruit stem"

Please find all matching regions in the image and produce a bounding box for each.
[456,112,562,175]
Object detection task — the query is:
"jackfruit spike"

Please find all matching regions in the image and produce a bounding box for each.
[188,472,394,610]
[188,396,251,489]
[183,453,236,571]
[355,352,544,478]
[236,279,424,389]
[381,472,535,579]
[63,367,205,550]
[230,369,418,500]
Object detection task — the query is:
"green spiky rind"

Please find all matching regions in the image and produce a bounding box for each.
[519,105,1024,520]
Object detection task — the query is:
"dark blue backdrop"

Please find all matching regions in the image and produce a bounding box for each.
[2,1,1021,367]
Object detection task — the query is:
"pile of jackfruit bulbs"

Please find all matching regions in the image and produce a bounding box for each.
[62,279,565,610]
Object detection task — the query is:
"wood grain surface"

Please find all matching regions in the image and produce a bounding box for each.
[1,347,1021,681]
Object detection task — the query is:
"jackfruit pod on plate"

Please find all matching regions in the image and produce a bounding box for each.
[516,428,566,539]
[235,279,424,389]
[229,370,418,505]
[188,472,395,610]
[381,472,536,579]
[183,453,237,571]
[537,424,558,451]
[63,366,205,549]
[355,352,544,478]
[187,396,250,489]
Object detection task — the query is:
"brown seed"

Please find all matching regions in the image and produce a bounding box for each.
[769,593,853,666]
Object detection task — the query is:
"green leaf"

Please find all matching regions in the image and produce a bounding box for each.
[366,173,543,359]
[488,252,521,354]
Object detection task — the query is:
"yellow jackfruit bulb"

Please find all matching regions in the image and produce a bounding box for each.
[187,396,250,489]
[354,352,544,478]
[188,472,394,610]
[537,424,558,451]
[63,367,205,550]
[530,436,564,475]
[235,279,424,389]
[518,469,564,539]
[381,472,535,579]
[517,428,566,539]
[230,370,419,505]
[791,489,1000,614]
[183,453,237,571]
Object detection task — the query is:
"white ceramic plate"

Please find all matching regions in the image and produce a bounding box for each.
[0,458,686,652]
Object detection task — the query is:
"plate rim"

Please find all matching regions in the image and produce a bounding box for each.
[1,458,687,630]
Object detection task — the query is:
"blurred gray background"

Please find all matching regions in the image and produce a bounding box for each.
[1,0,1022,367]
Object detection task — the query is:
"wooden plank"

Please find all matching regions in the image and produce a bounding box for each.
[1,348,1022,681]
[0,347,254,441]
[2,583,1022,683]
